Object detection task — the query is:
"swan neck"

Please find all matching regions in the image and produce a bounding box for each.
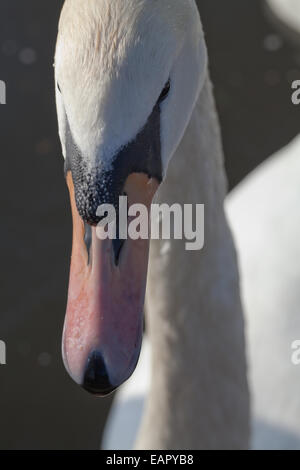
[137,75,250,449]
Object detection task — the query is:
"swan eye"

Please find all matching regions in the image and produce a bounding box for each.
[57,82,61,93]
[158,79,171,103]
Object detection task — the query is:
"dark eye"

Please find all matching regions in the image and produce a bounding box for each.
[57,82,61,93]
[158,79,170,103]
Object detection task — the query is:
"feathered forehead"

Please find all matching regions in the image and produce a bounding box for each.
[55,0,197,79]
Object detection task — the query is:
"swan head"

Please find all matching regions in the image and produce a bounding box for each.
[55,0,207,395]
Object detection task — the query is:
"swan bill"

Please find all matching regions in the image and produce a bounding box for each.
[62,172,159,395]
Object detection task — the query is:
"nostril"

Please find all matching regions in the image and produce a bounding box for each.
[83,351,116,396]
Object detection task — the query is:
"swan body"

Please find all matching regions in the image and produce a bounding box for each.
[55,0,249,448]
[104,135,300,450]
[227,136,300,449]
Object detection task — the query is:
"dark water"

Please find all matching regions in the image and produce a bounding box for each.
[0,0,299,449]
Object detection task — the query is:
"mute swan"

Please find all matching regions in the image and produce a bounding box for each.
[55,0,249,449]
